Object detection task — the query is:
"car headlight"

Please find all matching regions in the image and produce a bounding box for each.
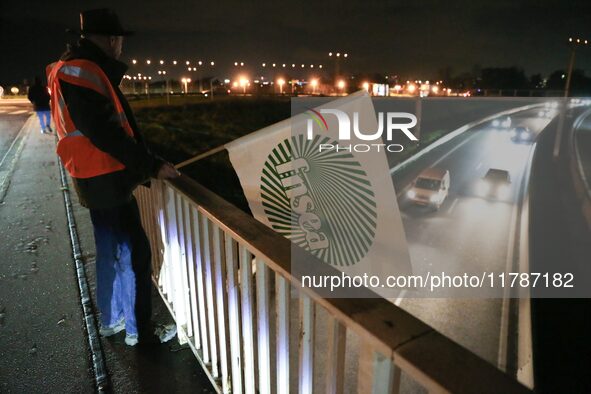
[538,111,544,117]
[497,185,510,199]
[510,130,517,138]
[492,120,500,127]
[520,132,529,140]
[476,180,490,196]
[429,194,439,203]
[407,190,416,199]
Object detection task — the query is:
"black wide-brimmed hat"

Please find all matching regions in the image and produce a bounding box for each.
[67,8,133,36]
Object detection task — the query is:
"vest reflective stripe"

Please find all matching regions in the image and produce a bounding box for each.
[47,59,135,179]
[54,94,67,132]
[59,65,109,96]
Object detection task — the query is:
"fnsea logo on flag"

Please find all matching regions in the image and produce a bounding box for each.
[226,91,412,297]
[260,133,378,267]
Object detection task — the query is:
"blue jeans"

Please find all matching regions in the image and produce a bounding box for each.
[35,110,51,131]
[90,198,152,337]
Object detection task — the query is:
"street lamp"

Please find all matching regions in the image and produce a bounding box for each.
[310,78,318,94]
[239,76,248,94]
[337,79,346,95]
[277,78,285,94]
[564,37,589,97]
[554,36,590,159]
[328,51,349,82]
[181,77,191,94]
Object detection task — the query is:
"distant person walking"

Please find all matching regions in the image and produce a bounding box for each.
[46,8,180,346]
[27,77,52,133]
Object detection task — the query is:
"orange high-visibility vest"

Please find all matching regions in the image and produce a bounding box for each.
[46,59,135,178]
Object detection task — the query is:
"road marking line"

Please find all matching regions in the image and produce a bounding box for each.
[497,194,519,372]
[497,142,536,374]
[447,197,459,214]
[394,290,407,306]
[396,183,412,199]
[432,131,480,168]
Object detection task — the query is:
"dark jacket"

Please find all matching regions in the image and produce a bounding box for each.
[57,39,164,209]
[27,83,50,111]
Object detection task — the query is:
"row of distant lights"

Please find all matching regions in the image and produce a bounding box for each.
[569,37,589,44]
[123,74,151,80]
[130,59,326,69]
[118,76,456,95]
[131,59,215,66]
[260,63,323,69]
[121,74,352,89]
[131,58,326,67]
[328,52,349,58]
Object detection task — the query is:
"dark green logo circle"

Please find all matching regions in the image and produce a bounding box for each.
[260,134,378,266]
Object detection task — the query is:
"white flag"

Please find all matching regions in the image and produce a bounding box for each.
[226,91,411,291]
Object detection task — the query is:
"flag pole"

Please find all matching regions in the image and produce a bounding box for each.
[175,144,227,169]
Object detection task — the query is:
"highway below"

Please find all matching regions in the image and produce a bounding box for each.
[390,104,556,384]
[0,99,32,158]
[0,99,34,202]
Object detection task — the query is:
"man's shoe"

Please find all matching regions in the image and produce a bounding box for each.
[155,323,177,343]
[135,323,177,347]
[125,334,139,346]
[99,319,125,337]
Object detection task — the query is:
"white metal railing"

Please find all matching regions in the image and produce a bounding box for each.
[135,176,532,394]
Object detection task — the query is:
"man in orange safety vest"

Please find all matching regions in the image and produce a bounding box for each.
[47,8,179,346]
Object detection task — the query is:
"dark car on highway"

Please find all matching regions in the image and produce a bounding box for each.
[476,168,512,200]
[510,126,534,144]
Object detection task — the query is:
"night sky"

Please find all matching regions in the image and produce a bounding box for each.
[2,0,591,85]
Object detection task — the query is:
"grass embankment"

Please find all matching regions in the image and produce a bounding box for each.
[132,96,290,161]
[132,97,291,211]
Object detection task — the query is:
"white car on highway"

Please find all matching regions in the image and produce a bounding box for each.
[407,168,450,210]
